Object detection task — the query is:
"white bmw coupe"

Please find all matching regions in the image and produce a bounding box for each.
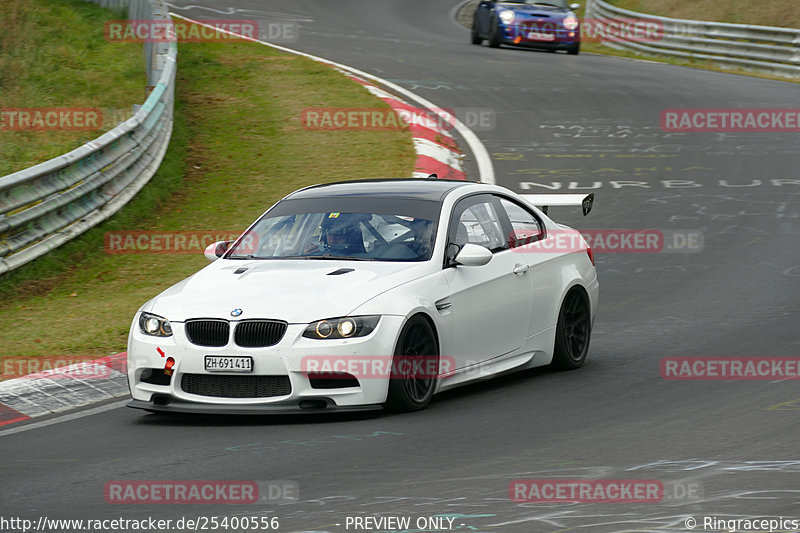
[127,178,598,413]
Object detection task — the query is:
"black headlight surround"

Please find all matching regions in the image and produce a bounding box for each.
[139,312,173,337]
[303,316,380,340]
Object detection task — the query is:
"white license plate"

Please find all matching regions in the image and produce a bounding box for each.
[204,355,253,372]
[529,32,555,41]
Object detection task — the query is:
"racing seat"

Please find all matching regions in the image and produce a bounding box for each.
[455,222,470,247]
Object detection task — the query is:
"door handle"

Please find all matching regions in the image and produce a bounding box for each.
[513,264,530,275]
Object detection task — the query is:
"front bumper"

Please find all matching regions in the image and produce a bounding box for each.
[127,315,406,413]
[509,40,578,50]
[500,23,579,48]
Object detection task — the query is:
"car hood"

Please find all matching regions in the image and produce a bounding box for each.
[148,259,431,323]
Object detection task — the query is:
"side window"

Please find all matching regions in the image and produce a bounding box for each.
[451,196,508,253]
[499,198,544,248]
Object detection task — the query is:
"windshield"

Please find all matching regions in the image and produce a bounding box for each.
[227,198,439,262]
[502,0,569,7]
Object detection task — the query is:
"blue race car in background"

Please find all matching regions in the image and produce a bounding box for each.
[472,0,581,55]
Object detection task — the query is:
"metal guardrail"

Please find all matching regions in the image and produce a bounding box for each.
[586,0,800,79]
[0,0,176,275]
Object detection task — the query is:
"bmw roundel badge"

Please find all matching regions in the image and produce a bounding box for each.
[231,308,243,317]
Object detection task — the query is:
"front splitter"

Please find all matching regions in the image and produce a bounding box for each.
[127,398,384,415]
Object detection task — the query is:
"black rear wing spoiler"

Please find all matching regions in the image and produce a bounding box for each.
[520,193,594,216]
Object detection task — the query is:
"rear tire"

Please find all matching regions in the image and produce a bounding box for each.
[551,288,591,370]
[385,315,439,412]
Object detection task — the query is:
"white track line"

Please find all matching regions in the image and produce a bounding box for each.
[0,400,128,437]
[169,12,495,184]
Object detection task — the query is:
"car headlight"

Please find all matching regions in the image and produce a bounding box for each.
[498,9,515,25]
[563,15,579,30]
[139,312,173,337]
[303,316,380,340]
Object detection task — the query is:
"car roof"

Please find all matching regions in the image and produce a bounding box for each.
[285,178,478,202]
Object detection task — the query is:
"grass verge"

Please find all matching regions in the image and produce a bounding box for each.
[608,0,800,29]
[0,0,144,175]
[0,22,414,360]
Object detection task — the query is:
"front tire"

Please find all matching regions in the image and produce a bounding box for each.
[550,288,591,370]
[385,315,439,412]
[488,18,502,48]
[471,18,483,44]
[567,42,580,55]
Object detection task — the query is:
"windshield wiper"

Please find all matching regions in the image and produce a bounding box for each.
[312,254,375,261]
[229,255,297,260]
[229,254,375,261]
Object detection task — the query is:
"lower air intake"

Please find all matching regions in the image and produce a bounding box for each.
[181,374,291,398]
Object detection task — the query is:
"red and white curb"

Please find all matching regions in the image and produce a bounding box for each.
[338,70,466,180]
[0,353,128,427]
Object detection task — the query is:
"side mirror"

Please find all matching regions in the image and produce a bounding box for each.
[204,240,232,261]
[570,3,581,10]
[455,243,493,267]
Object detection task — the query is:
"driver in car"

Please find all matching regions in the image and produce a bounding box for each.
[303,213,365,255]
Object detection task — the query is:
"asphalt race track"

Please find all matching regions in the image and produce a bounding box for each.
[2,1,799,532]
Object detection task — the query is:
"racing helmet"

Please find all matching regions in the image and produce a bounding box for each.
[319,213,365,253]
